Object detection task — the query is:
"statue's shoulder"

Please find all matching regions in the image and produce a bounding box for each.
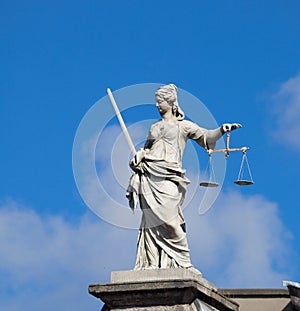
[150,120,162,129]
[179,119,196,129]
[178,120,203,137]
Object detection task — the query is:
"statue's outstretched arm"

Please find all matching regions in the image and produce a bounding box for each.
[197,123,242,150]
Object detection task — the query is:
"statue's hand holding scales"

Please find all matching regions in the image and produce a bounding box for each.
[222,123,242,133]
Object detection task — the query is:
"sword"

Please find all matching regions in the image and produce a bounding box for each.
[107,88,137,155]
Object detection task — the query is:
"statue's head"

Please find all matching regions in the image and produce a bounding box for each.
[155,84,184,120]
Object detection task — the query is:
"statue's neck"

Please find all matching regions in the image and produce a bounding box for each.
[160,110,177,123]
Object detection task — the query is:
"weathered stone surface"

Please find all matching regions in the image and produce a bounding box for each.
[111,268,217,291]
[283,281,300,311]
[219,289,291,311]
[89,269,238,311]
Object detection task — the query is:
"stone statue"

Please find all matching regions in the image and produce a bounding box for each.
[126,84,241,273]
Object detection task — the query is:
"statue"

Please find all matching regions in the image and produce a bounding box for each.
[125,84,241,273]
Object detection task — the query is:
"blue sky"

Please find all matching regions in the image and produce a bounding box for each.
[1,1,300,310]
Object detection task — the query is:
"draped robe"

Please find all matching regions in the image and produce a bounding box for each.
[127,119,219,270]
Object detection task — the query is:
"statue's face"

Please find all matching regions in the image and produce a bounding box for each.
[156,95,172,115]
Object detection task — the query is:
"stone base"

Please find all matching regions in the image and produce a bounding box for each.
[89,269,238,311]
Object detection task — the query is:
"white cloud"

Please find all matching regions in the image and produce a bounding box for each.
[0,190,293,311]
[185,190,292,288]
[0,200,137,311]
[271,72,300,151]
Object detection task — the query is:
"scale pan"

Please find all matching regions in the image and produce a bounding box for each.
[200,182,219,187]
[234,180,254,186]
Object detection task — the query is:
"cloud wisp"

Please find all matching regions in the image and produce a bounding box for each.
[271,72,300,151]
[186,190,292,288]
[0,200,136,311]
[0,190,293,311]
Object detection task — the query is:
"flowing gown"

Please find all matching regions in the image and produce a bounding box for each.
[127,119,216,270]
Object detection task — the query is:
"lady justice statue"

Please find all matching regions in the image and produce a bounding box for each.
[111,84,241,273]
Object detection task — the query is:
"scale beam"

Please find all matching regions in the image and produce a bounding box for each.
[207,133,249,158]
[208,146,249,156]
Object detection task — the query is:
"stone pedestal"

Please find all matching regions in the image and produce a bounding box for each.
[89,269,238,311]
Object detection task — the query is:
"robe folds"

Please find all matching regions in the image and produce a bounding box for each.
[127,119,218,270]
